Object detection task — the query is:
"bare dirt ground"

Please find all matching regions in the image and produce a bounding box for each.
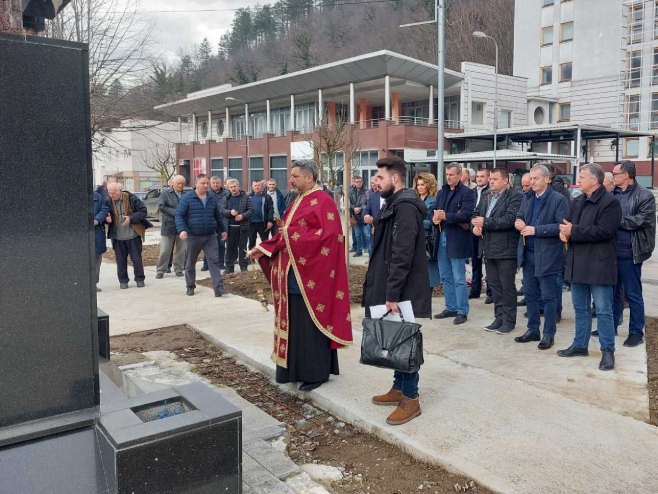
[645,317,658,426]
[111,325,488,494]
[104,244,160,266]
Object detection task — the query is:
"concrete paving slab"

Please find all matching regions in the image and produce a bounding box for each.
[97,261,658,494]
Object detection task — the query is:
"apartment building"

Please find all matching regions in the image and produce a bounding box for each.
[514,0,658,182]
[156,51,527,188]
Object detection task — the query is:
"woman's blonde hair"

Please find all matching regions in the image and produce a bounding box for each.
[413,172,438,197]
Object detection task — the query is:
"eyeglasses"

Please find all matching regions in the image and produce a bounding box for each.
[611,171,627,176]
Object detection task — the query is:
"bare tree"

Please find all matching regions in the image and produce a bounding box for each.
[141,143,176,186]
[310,113,361,189]
[44,0,154,150]
[0,0,23,34]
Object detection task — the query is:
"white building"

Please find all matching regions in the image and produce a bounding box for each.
[93,120,179,191]
[513,0,657,179]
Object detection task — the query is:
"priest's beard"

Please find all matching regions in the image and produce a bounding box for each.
[380,183,395,199]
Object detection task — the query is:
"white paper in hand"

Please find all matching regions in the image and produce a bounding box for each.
[368,301,416,323]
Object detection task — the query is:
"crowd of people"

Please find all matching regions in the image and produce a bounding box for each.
[94,156,656,427]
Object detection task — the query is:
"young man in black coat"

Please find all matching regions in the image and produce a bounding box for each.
[558,163,622,371]
[365,157,430,426]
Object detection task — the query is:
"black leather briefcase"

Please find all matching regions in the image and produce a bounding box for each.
[360,312,424,373]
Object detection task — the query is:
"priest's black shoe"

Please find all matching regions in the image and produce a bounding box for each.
[434,310,458,319]
[538,335,554,350]
[484,296,493,304]
[557,345,588,357]
[468,293,480,299]
[599,350,615,371]
[485,320,503,332]
[514,330,540,343]
[299,380,327,392]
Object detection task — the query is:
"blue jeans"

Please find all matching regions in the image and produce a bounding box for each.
[571,283,615,351]
[523,257,557,336]
[393,371,419,399]
[353,222,371,253]
[614,258,645,337]
[438,232,468,315]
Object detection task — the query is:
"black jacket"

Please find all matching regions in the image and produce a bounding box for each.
[613,182,656,264]
[565,185,622,285]
[363,189,431,319]
[516,187,570,277]
[248,191,275,224]
[158,188,183,237]
[220,191,254,231]
[432,182,476,259]
[551,176,572,203]
[476,187,523,260]
[349,186,367,223]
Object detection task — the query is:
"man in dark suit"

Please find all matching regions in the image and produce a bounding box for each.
[432,163,476,325]
[363,177,383,256]
[469,168,491,301]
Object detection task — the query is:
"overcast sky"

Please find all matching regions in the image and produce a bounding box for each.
[139,0,266,62]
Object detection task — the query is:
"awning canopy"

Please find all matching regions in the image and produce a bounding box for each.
[444,149,576,163]
[446,123,656,144]
[155,50,463,116]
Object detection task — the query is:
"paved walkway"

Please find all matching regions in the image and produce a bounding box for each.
[99,261,658,494]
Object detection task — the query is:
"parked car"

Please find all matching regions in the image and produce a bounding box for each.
[569,185,582,198]
[143,187,193,219]
[131,191,147,200]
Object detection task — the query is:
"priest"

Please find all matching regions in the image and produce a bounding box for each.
[249,160,353,392]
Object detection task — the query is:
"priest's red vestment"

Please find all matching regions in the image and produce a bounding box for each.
[255,185,353,368]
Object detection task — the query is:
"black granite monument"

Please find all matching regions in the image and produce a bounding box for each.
[0,32,242,493]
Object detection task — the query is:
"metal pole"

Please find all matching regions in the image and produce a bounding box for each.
[652,136,655,188]
[244,103,250,184]
[438,0,445,185]
[493,39,498,169]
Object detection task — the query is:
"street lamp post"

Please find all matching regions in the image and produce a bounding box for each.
[225,97,250,183]
[473,31,499,168]
[400,0,446,184]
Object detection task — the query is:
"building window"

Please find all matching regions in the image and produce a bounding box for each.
[270,107,290,137]
[559,103,571,122]
[351,150,379,183]
[217,119,225,137]
[630,3,644,44]
[534,106,545,125]
[201,121,208,138]
[559,62,572,82]
[543,0,554,6]
[652,93,658,129]
[540,66,552,85]
[653,48,658,85]
[557,142,571,155]
[625,138,639,158]
[541,26,553,46]
[401,100,430,124]
[228,157,242,182]
[294,102,317,134]
[269,156,289,193]
[231,115,246,140]
[248,157,264,184]
[625,95,641,130]
[471,102,485,125]
[249,112,267,138]
[500,110,512,128]
[210,158,223,180]
[560,22,574,42]
[627,50,642,88]
[654,1,658,39]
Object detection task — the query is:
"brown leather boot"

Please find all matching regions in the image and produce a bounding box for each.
[371,388,403,406]
[386,396,421,425]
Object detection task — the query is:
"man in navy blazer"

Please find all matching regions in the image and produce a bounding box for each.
[432,163,476,325]
[363,178,383,257]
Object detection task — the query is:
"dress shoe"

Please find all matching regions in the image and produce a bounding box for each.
[372,388,403,406]
[495,325,514,335]
[214,288,223,297]
[95,286,102,292]
[517,298,526,306]
[136,281,145,288]
[156,273,164,279]
[453,314,468,325]
[354,252,363,257]
[299,380,327,392]
[514,330,540,343]
[599,349,615,371]
[166,268,172,273]
[556,312,562,323]
[623,334,644,347]
[516,288,524,296]
[484,296,493,304]
[386,396,421,426]
[485,320,503,331]
[591,329,599,337]
[468,293,480,299]
[119,282,129,289]
[186,287,195,296]
[200,265,209,271]
[557,345,588,357]
[224,268,234,274]
[240,267,249,272]
[434,310,458,319]
[538,335,554,350]
[176,271,184,277]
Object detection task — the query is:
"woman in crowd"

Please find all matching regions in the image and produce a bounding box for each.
[413,172,440,292]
